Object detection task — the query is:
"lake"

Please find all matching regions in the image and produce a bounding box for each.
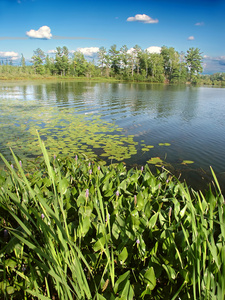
[1,80,225,193]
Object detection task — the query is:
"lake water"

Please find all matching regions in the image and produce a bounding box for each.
[1,80,225,193]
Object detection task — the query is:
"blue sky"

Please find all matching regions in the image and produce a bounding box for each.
[0,0,225,74]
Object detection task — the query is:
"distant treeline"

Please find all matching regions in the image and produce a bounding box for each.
[0,45,225,86]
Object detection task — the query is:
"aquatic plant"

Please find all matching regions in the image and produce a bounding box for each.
[0,97,194,172]
[0,133,224,299]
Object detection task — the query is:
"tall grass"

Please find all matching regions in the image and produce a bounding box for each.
[0,133,224,299]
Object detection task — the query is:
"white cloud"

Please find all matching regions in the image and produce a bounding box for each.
[77,47,100,57]
[26,26,52,39]
[127,48,135,54]
[204,55,225,64]
[146,46,161,54]
[188,36,195,40]
[47,49,57,54]
[0,51,19,60]
[126,48,143,56]
[202,55,225,74]
[195,22,204,26]
[127,14,158,24]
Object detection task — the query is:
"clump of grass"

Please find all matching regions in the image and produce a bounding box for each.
[0,133,224,299]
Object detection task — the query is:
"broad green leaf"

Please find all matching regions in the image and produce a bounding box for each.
[81,216,91,236]
[162,264,177,281]
[58,177,69,194]
[6,286,15,295]
[149,212,158,229]
[93,236,106,252]
[120,279,134,300]
[112,223,120,240]
[118,247,128,263]
[144,267,156,290]
[96,293,107,300]
[5,258,17,269]
[114,270,130,294]
[136,193,144,211]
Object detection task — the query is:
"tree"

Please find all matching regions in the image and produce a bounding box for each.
[127,48,136,77]
[45,55,55,75]
[98,47,108,76]
[133,45,142,75]
[120,45,129,77]
[86,61,98,78]
[148,53,164,82]
[170,62,188,84]
[61,46,70,76]
[31,48,45,75]
[139,50,150,78]
[21,54,26,67]
[20,54,26,73]
[72,51,88,76]
[55,46,70,76]
[185,47,203,82]
[161,46,180,82]
[109,44,120,76]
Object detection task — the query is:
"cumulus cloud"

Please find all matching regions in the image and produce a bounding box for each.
[208,55,225,65]
[0,30,98,41]
[195,22,204,26]
[202,55,225,74]
[0,51,19,60]
[188,36,195,40]
[146,46,161,54]
[26,26,52,39]
[127,14,158,24]
[77,47,100,57]
[127,48,135,54]
[47,50,57,54]
[126,48,144,56]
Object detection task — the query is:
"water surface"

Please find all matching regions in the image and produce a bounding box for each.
[1,80,225,193]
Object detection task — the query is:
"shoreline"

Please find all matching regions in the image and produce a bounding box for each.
[0,76,224,87]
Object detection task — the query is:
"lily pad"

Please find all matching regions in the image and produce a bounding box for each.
[181,160,194,165]
[147,157,163,166]
[159,143,171,146]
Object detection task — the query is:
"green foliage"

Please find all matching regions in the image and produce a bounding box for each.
[0,134,224,299]
[31,48,46,75]
[0,44,208,84]
[161,46,180,82]
[109,44,121,76]
[200,73,225,86]
[185,48,203,83]
[55,46,70,76]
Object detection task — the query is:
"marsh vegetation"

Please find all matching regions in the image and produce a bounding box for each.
[0,135,224,299]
